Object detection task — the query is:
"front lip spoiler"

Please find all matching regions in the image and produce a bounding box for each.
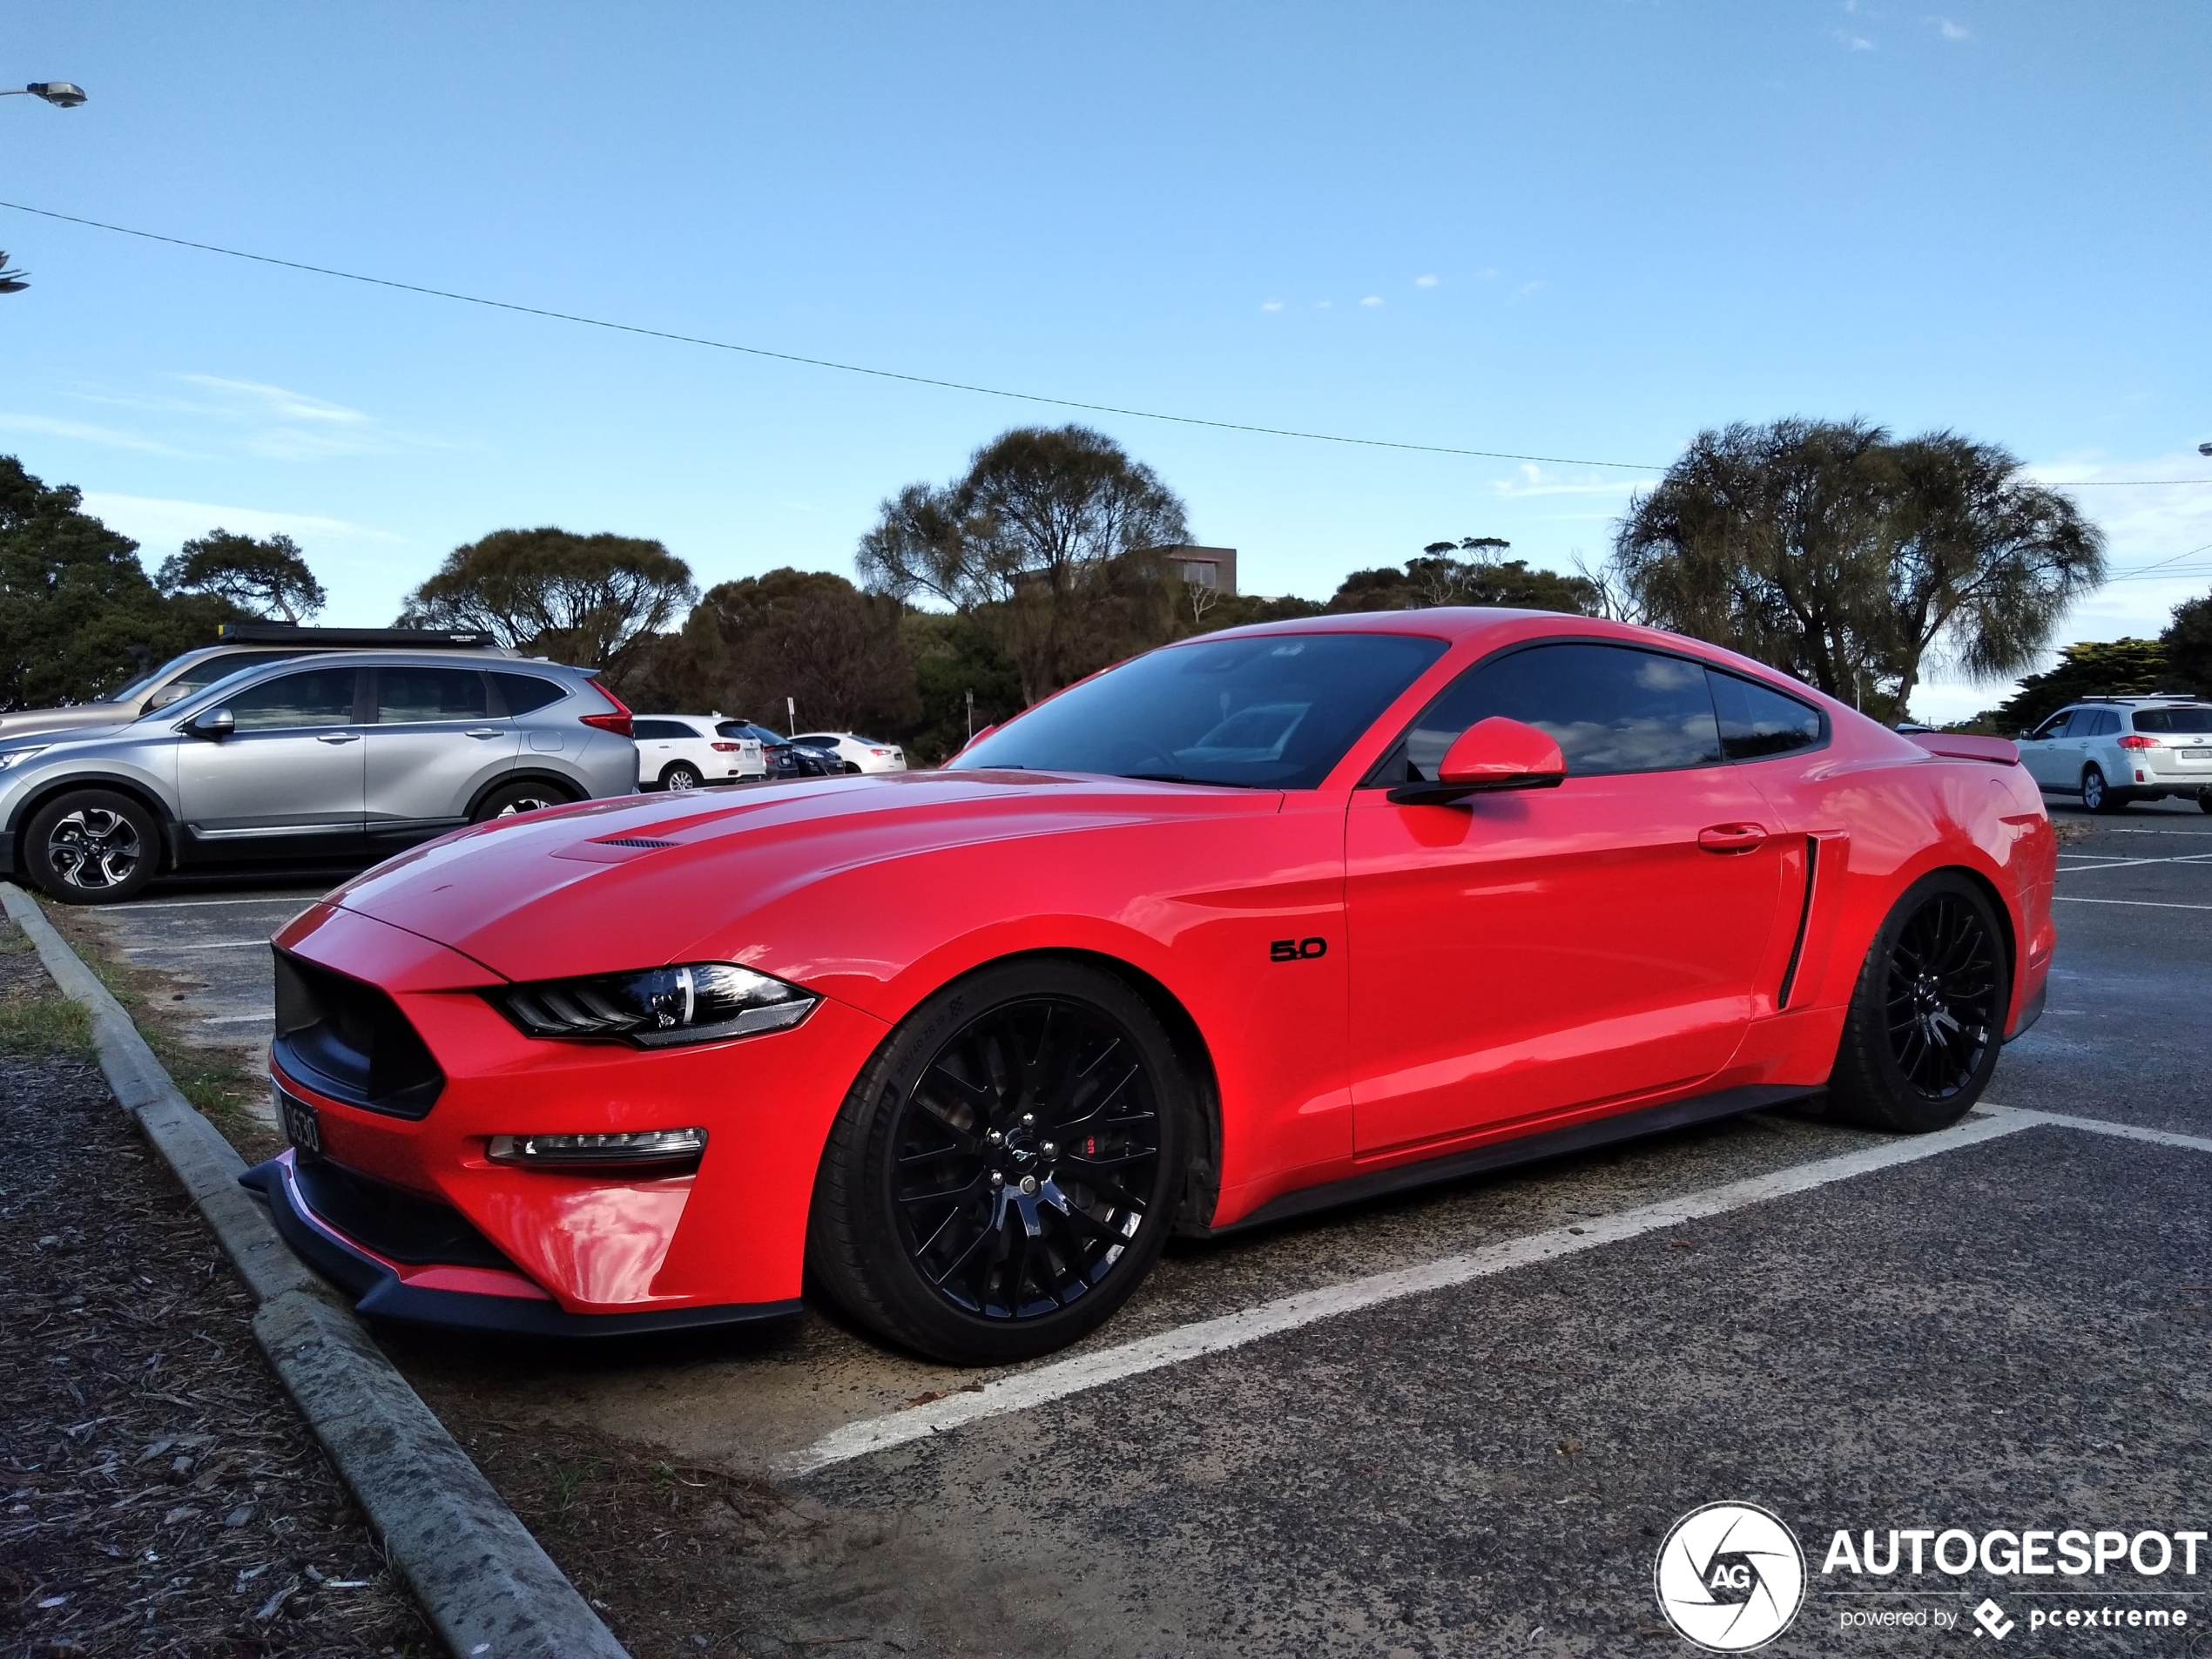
[240,1151,800,1339]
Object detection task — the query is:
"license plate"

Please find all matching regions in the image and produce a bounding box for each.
[2182,748,2212,761]
[275,1084,323,1159]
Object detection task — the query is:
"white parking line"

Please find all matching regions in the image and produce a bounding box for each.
[197,1011,275,1025]
[2053,895,2212,912]
[123,939,271,953]
[99,894,321,911]
[2054,853,2212,872]
[784,1105,2212,1477]
[785,1111,2035,1476]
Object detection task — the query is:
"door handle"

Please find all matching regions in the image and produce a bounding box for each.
[314,732,361,745]
[1698,823,1768,853]
[463,728,505,739]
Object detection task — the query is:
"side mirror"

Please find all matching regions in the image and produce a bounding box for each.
[2015,730,2032,742]
[1389,717,1568,806]
[145,684,192,711]
[189,707,235,740]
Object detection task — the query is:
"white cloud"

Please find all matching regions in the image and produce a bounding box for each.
[1360,295,1385,307]
[0,413,197,457]
[79,491,406,563]
[1414,274,1440,288]
[1261,300,1285,312]
[1474,266,1502,280]
[1832,29,1877,49]
[174,375,370,424]
[1510,280,1547,301]
[1488,462,1656,500]
[1935,17,1971,40]
[1314,300,1332,309]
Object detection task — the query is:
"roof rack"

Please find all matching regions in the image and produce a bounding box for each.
[217,622,498,649]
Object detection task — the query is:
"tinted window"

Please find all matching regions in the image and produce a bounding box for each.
[954,632,1450,789]
[717,722,781,743]
[631,718,691,740]
[2083,709,2121,737]
[793,733,840,746]
[2029,711,2074,741]
[226,668,359,732]
[138,650,306,710]
[1377,643,1721,783]
[2133,706,2212,734]
[1709,670,1824,761]
[489,671,567,716]
[376,666,489,724]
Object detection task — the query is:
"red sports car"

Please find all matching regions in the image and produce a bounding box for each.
[247,610,2054,1363]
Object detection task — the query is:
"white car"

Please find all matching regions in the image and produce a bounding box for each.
[2017,697,2212,813]
[631,715,765,791]
[789,731,908,772]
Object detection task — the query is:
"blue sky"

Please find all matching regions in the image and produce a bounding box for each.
[3,1,2207,721]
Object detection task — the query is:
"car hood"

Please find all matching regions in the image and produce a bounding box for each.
[0,703,135,740]
[324,769,1284,984]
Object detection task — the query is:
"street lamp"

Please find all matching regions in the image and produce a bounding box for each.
[3,81,87,106]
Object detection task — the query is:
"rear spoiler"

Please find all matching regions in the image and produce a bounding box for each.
[1902,731,2019,766]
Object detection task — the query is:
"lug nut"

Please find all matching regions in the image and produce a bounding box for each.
[986,1129,1004,1146]
[988,1170,1005,1188]
[1040,1141,1057,1160]
[1019,1175,1038,1195]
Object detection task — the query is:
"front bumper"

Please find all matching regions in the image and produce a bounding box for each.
[243,1150,800,1336]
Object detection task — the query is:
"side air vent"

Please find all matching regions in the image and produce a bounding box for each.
[273,950,445,1118]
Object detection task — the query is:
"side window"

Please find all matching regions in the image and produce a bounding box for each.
[632,719,688,740]
[2029,711,2074,741]
[226,668,360,732]
[1707,671,1824,761]
[152,650,307,707]
[375,667,489,724]
[2087,709,2122,738]
[794,733,840,746]
[1380,642,1723,783]
[489,672,567,716]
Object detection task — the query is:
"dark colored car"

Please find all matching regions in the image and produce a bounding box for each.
[716,722,854,778]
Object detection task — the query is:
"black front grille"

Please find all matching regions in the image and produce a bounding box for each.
[290,1156,514,1270]
[273,949,445,1118]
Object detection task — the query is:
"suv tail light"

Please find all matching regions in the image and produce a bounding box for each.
[2118,734,2155,750]
[580,683,634,739]
[711,740,740,752]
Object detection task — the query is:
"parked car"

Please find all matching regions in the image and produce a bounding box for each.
[789,732,908,772]
[253,610,2052,1362]
[2017,696,2212,812]
[713,721,850,778]
[0,622,504,742]
[0,652,636,903]
[634,715,764,790]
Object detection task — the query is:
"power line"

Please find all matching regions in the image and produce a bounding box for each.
[7,197,2210,490]
[0,199,1667,471]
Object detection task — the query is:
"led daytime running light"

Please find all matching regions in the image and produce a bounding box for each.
[487,1128,708,1168]
[492,961,817,1047]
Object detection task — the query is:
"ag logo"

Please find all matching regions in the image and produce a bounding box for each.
[1653,1502,1806,1652]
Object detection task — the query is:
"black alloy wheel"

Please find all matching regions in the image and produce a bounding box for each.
[809,960,1189,1363]
[24,789,159,904]
[1827,872,2008,1132]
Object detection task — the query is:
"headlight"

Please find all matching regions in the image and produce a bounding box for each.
[489,961,818,1047]
[0,746,49,772]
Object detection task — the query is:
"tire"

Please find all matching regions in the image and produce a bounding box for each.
[1826,872,2008,1133]
[2081,765,2127,813]
[470,779,575,822]
[23,789,161,905]
[659,762,703,792]
[807,959,1190,1364]
[2200,790,2212,816]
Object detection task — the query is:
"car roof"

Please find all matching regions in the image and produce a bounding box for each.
[2072,696,2207,707]
[224,650,589,671]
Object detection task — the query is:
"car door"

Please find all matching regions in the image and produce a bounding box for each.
[2018,710,2076,788]
[632,719,685,786]
[2076,708,2121,791]
[173,664,367,854]
[364,665,520,845]
[1345,641,1791,1155]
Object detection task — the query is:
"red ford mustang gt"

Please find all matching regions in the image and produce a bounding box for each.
[246,610,2055,1363]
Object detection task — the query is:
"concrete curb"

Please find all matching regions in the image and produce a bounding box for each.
[2,883,629,1659]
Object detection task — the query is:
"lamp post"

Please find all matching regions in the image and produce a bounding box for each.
[3,81,86,106]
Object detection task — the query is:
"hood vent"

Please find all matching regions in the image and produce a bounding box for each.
[593,837,675,849]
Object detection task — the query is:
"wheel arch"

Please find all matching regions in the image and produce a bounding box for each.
[863,944,1228,1235]
[465,768,583,819]
[7,772,179,873]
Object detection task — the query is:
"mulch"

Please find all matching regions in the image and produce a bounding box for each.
[0,942,431,1659]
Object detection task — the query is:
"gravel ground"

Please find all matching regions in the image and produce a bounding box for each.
[0,929,430,1659]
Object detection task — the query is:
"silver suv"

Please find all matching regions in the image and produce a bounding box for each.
[0,623,505,742]
[0,652,639,902]
[2018,696,2212,813]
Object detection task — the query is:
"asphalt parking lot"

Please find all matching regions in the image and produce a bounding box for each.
[71,797,2212,1656]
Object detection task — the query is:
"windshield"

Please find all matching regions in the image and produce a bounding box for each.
[952,631,1449,789]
